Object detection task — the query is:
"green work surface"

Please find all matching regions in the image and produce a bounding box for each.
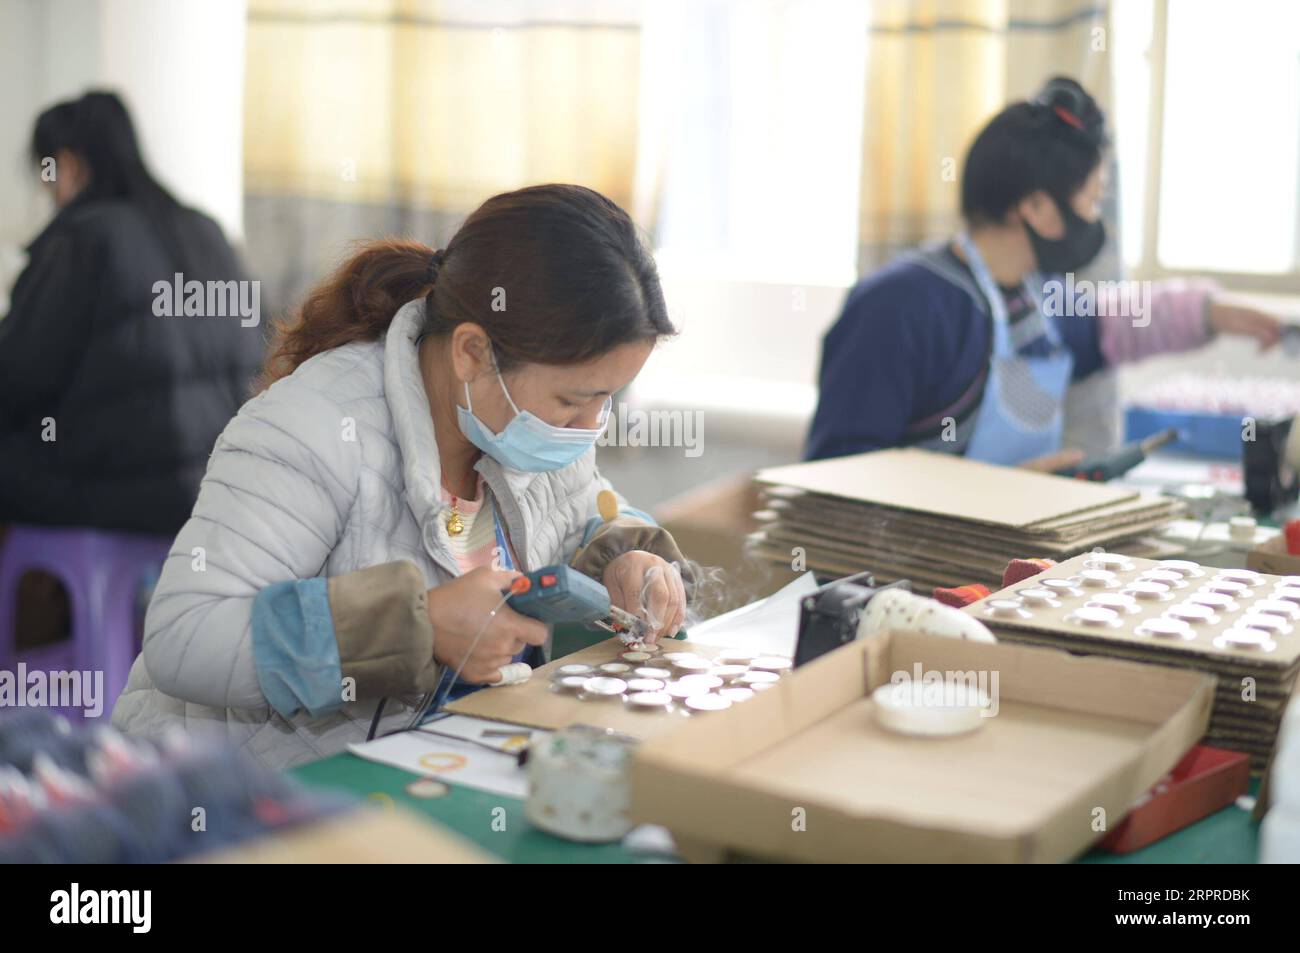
[293,616,1259,863]
[290,753,1260,864]
[290,751,663,863]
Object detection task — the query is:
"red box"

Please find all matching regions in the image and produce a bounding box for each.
[1096,745,1250,854]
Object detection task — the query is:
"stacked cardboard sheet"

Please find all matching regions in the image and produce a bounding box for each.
[749,448,1185,590]
[965,552,1300,774]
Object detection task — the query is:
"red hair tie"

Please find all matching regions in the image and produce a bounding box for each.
[1053,104,1085,130]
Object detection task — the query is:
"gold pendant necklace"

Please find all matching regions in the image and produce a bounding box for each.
[446,496,465,536]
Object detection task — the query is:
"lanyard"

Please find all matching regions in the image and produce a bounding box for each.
[492,501,515,572]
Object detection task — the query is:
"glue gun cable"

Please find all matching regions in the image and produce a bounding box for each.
[406,591,513,730]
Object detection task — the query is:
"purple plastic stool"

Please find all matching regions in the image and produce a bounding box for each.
[0,525,172,722]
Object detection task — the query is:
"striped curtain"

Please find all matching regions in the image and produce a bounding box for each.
[857,0,1113,273]
[243,0,643,312]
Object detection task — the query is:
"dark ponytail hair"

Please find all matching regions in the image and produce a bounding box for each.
[31,90,201,272]
[961,76,1109,226]
[261,184,675,387]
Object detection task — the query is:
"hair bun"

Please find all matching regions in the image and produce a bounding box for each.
[1034,76,1106,144]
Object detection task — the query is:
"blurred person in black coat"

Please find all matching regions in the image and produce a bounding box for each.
[0,91,263,644]
[0,91,264,536]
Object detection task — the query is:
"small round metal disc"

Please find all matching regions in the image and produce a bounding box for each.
[632,642,661,654]
[580,676,627,697]
[598,663,632,675]
[1041,578,1082,594]
[621,651,652,663]
[1136,617,1195,640]
[716,650,759,665]
[685,694,732,712]
[557,663,593,676]
[551,675,589,693]
[1166,603,1217,624]
[1126,581,1172,600]
[1086,593,1139,613]
[1252,599,1300,620]
[1237,613,1291,634]
[1158,559,1203,577]
[633,666,665,679]
[1018,588,1060,606]
[1272,586,1300,605]
[625,690,672,709]
[678,674,724,690]
[986,598,1030,619]
[1066,606,1121,627]
[406,779,450,799]
[664,680,708,698]
[718,687,755,703]
[749,681,776,692]
[1189,591,1237,611]
[738,670,780,685]
[625,678,666,692]
[646,657,674,669]
[1139,570,1186,588]
[1214,630,1277,652]
[1217,569,1263,586]
[1204,579,1249,596]
[750,656,793,673]
[709,665,751,682]
[1079,569,1119,588]
[671,658,713,674]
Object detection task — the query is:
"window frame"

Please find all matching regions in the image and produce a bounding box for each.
[1132,0,1300,293]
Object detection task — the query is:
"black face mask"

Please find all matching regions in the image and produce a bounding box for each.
[1025,199,1106,274]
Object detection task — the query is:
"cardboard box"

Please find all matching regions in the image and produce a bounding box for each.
[630,630,1214,863]
[1248,534,1300,576]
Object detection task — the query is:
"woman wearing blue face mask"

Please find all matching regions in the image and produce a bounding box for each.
[112,185,691,768]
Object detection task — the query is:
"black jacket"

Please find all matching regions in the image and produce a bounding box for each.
[0,197,265,535]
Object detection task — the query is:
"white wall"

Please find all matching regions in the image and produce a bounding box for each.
[628,269,844,453]
[0,0,245,252]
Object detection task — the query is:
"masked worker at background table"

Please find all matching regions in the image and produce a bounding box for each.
[806,77,1282,469]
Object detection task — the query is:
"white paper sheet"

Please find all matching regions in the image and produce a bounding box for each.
[347,715,546,799]
[684,572,818,656]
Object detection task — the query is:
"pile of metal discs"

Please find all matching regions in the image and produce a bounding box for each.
[548,645,792,716]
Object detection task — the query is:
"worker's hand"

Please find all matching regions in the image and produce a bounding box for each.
[603,550,687,644]
[1018,448,1084,473]
[1208,298,1283,352]
[425,568,548,684]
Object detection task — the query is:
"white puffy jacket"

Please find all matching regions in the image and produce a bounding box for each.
[111,299,620,768]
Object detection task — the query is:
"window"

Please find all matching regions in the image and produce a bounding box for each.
[638,0,868,287]
[1114,0,1300,288]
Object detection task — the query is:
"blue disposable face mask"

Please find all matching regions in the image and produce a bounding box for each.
[457,370,612,472]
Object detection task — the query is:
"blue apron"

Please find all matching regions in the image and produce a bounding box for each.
[958,233,1074,465]
[432,506,542,705]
